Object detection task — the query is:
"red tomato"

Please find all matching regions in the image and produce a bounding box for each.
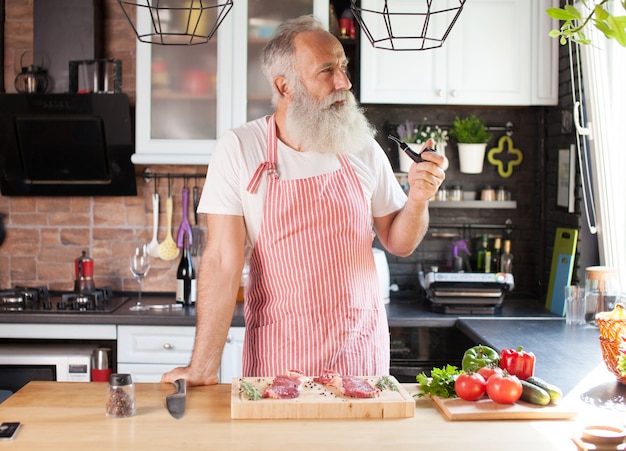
[478,366,503,381]
[454,373,486,401]
[486,373,523,404]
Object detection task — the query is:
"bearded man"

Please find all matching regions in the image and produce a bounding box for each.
[162,15,446,385]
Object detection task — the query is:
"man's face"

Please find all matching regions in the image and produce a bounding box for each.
[291,30,352,104]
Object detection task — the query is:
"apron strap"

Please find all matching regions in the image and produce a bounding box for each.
[246,115,279,194]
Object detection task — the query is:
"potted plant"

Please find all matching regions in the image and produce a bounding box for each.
[449,114,492,174]
[396,120,419,172]
[396,119,448,172]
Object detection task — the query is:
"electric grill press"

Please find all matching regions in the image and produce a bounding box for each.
[422,272,515,314]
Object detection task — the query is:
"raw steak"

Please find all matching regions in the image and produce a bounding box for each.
[314,370,381,398]
[263,370,305,399]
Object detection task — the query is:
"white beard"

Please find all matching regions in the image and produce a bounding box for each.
[284,87,375,155]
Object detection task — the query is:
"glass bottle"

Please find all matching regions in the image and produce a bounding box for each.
[501,240,513,274]
[176,234,197,305]
[476,234,491,273]
[491,237,502,273]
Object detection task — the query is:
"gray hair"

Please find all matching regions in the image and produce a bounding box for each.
[261,15,326,106]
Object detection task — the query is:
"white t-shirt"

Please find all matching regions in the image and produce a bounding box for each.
[198,117,407,260]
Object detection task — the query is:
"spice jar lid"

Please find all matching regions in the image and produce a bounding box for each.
[109,373,133,386]
[585,266,617,280]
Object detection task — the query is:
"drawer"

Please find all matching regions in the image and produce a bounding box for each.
[117,325,195,364]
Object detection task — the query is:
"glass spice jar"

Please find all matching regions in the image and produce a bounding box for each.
[449,185,462,201]
[106,373,136,417]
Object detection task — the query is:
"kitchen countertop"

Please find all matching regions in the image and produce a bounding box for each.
[0,291,553,327]
[0,373,623,450]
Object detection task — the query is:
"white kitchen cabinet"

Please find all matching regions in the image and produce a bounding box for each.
[132,1,329,165]
[117,325,196,381]
[116,325,244,383]
[359,0,558,106]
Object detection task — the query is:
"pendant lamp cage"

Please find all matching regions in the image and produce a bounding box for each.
[350,0,467,51]
[117,0,234,45]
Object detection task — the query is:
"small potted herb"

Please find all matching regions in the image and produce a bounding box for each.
[449,114,492,173]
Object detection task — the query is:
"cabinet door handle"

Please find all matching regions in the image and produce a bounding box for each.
[225,335,232,343]
[436,89,444,97]
[450,89,457,97]
[163,343,175,350]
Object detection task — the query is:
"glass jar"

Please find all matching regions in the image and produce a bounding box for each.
[106,373,136,417]
[449,185,462,201]
[496,186,510,201]
[584,266,620,324]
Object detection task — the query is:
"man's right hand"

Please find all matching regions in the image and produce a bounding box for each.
[161,365,219,387]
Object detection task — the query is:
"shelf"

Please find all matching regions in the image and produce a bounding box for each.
[429,200,517,209]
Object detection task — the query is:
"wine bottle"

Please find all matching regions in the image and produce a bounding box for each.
[176,233,196,305]
[501,240,513,274]
[491,237,502,273]
[476,234,492,273]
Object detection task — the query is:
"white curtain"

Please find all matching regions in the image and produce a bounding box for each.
[578,2,626,284]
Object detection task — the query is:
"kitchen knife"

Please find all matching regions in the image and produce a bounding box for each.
[166,379,186,419]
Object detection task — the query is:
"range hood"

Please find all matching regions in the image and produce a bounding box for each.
[0,93,137,196]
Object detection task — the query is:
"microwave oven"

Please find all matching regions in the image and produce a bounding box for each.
[0,344,95,397]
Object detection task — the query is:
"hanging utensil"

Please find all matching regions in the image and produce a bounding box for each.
[176,184,193,249]
[158,176,180,261]
[148,180,161,258]
[191,184,205,256]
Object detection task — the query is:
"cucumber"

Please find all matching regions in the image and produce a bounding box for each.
[526,376,563,403]
[520,380,551,406]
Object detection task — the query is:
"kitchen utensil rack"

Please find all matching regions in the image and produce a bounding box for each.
[428,219,514,240]
[385,120,515,138]
[142,168,205,184]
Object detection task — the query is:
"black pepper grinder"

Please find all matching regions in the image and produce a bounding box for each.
[106,373,136,418]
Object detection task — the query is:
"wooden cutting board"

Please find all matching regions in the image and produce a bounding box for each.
[432,396,578,421]
[231,376,415,419]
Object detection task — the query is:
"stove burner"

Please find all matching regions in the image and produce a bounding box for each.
[0,286,125,313]
[0,286,49,310]
[58,287,112,311]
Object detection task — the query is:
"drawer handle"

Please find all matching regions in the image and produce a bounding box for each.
[163,343,175,350]
[225,336,232,343]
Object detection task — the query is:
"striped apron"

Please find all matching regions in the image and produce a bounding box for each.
[243,115,389,377]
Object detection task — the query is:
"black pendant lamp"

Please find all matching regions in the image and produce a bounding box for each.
[117,0,234,45]
[350,0,466,51]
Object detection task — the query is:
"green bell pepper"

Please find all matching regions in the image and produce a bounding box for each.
[461,344,500,373]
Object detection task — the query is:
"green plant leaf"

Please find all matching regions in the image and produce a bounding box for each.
[546,7,579,20]
[608,14,626,45]
[595,4,610,21]
[564,4,583,19]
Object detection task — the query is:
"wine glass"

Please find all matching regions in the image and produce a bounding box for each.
[129,243,151,311]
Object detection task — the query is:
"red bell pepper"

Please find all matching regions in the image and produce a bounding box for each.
[499,346,536,380]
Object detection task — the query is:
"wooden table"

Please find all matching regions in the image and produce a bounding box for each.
[0,368,623,450]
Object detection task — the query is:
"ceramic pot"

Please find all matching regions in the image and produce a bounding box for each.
[398,142,421,172]
[458,143,488,174]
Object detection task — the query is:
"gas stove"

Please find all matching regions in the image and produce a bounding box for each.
[0,286,130,313]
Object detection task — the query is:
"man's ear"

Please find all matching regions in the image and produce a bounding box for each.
[273,75,291,99]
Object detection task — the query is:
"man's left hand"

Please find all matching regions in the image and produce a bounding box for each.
[406,138,447,202]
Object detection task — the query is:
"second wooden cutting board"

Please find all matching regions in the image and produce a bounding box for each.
[231,376,415,419]
[432,396,578,421]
